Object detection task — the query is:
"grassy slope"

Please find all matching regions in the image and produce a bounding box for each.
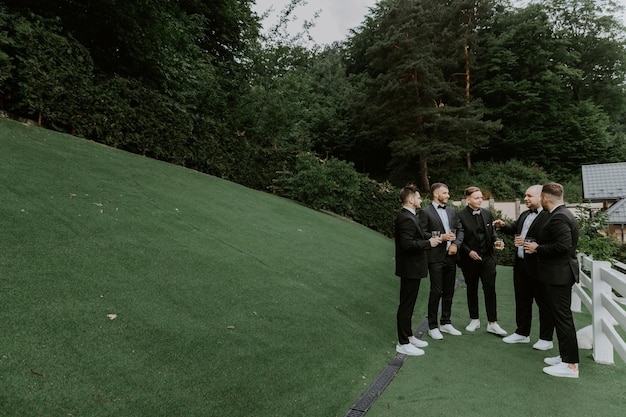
[0,118,406,416]
[4,118,623,417]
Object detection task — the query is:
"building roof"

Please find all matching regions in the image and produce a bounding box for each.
[582,162,626,201]
[607,198,626,224]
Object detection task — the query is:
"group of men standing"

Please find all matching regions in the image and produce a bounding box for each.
[394,182,580,378]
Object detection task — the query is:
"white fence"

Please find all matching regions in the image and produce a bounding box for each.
[572,253,626,365]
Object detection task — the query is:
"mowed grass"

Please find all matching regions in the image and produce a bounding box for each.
[0,118,402,416]
[4,118,625,417]
[367,272,626,417]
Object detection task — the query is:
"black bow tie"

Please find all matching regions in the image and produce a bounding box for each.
[437,205,446,209]
[472,210,481,215]
[529,209,538,214]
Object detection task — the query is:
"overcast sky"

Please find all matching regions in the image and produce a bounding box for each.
[252,0,626,46]
[252,0,377,45]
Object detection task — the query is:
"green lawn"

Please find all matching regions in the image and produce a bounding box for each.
[1,118,624,417]
[366,269,626,417]
[0,118,400,416]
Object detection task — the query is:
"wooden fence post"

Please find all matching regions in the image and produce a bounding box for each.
[591,259,614,364]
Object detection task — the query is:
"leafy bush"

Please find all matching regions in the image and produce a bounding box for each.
[273,153,399,236]
[351,179,398,237]
[612,242,626,264]
[444,160,550,200]
[3,12,95,127]
[576,208,619,261]
[279,153,362,215]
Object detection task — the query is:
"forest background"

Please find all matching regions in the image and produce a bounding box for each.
[1,0,626,250]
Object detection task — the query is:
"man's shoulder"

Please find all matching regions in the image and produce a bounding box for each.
[457,208,470,219]
[551,206,575,220]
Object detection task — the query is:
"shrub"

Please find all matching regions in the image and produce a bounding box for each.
[351,179,398,237]
[444,160,550,200]
[279,153,362,216]
[576,208,619,261]
[273,153,400,236]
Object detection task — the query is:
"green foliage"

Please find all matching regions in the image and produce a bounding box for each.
[2,0,626,243]
[351,179,399,237]
[576,208,619,260]
[612,242,626,264]
[280,153,363,215]
[0,6,12,94]
[4,13,94,126]
[474,1,626,177]
[443,160,550,200]
[346,0,500,189]
[272,153,399,236]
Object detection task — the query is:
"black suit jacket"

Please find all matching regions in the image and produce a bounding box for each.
[457,206,497,266]
[418,204,464,263]
[499,209,550,273]
[395,208,431,279]
[535,205,580,285]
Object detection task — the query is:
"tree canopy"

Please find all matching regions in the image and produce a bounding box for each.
[1,0,626,213]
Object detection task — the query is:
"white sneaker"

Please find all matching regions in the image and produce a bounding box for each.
[487,322,507,336]
[502,333,530,344]
[465,319,481,332]
[396,343,425,356]
[428,328,444,340]
[440,324,462,336]
[533,339,554,351]
[409,336,429,348]
[543,362,579,378]
[544,356,562,366]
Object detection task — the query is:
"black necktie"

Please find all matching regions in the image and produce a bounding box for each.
[438,205,446,209]
[529,209,538,214]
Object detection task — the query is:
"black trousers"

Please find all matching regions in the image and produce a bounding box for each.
[461,256,497,322]
[542,282,579,364]
[397,277,422,345]
[427,257,457,329]
[513,261,555,340]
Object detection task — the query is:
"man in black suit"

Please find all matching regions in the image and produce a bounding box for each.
[394,184,443,356]
[419,183,465,340]
[457,186,507,336]
[525,182,580,378]
[493,185,554,349]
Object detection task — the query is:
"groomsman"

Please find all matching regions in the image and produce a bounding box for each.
[419,183,464,340]
[394,184,443,356]
[457,186,507,336]
[493,185,554,350]
[524,182,580,378]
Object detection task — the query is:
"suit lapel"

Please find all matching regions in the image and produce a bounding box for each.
[527,210,548,235]
[460,207,476,232]
[516,211,530,234]
[413,213,425,238]
[428,205,446,230]
[404,208,424,238]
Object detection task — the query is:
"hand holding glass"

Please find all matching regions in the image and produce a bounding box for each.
[524,237,536,253]
[494,238,505,250]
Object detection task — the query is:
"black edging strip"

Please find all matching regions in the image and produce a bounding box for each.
[343,277,465,417]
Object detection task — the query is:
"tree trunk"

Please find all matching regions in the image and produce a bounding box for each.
[465,150,472,170]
